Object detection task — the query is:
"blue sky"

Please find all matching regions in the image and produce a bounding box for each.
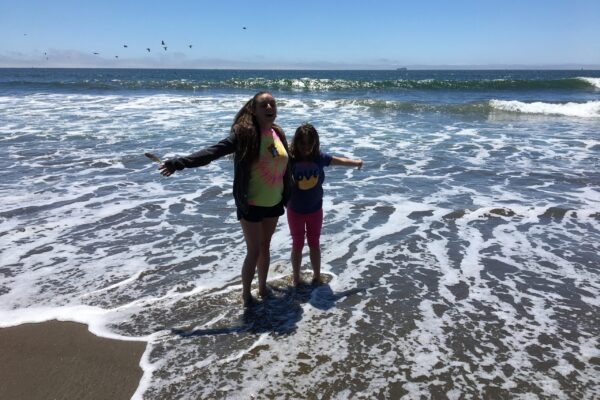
[1,0,599,69]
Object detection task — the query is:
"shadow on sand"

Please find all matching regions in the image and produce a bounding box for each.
[171,282,368,337]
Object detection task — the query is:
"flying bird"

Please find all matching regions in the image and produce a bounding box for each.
[115,55,119,59]
[243,27,247,30]
[123,44,128,48]
[93,52,99,55]
[163,46,167,51]
[188,44,192,48]
[146,48,151,52]
[161,40,165,45]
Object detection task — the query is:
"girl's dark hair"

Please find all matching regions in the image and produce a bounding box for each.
[291,123,320,161]
[231,91,281,165]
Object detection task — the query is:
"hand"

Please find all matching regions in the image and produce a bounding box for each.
[159,164,174,177]
[356,159,363,170]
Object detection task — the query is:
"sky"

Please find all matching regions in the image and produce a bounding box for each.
[1,0,599,69]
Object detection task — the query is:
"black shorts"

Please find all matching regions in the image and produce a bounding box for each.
[237,201,285,222]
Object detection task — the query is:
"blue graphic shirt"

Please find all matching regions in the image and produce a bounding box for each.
[288,152,332,214]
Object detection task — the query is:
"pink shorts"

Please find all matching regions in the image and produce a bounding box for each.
[286,207,323,250]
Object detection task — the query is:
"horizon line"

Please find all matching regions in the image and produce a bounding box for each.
[2,65,600,71]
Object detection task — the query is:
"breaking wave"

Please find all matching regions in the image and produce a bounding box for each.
[2,76,600,92]
[489,99,600,118]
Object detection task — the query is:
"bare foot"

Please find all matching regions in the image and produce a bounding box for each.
[258,285,273,299]
[243,294,257,308]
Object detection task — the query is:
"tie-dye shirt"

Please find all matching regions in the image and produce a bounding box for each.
[248,128,289,207]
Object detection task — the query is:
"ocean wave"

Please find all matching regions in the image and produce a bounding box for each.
[2,76,599,92]
[489,99,600,118]
[309,98,600,119]
[5,89,598,118]
[333,99,493,115]
[577,77,600,89]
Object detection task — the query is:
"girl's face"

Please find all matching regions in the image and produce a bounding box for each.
[253,93,277,127]
[297,136,315,158]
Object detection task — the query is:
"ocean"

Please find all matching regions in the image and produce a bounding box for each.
[1,68,599,399]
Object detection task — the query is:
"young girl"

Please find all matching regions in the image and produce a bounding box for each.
[287,123,363,286]
[158,91,292,307]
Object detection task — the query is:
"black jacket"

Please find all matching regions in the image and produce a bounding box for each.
[164,128,292,214]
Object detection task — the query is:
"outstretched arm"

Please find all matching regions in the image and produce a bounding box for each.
[330,155,363,169]
[159,132,237,176]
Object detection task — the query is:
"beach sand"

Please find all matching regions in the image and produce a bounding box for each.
[0,320,146,400]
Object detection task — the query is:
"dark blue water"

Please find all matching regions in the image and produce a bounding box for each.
[2,68,599,100]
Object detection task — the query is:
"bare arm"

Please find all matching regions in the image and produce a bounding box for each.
[330,155,363,169]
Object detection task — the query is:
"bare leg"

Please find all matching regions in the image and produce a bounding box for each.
[306,209,323,285]
[309,245,321,284]
[240,219,261,306]
[286,208,304,286]
[257,217,278,297]
[291,248,302,285]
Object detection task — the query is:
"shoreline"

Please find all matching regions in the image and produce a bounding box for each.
[0,320,146,400]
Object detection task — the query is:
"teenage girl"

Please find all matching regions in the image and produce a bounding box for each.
[159,92,291,306]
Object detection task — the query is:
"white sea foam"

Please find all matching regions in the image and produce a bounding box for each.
[577,76,600,89]
[1,89,599,399]
[490,99,600,118]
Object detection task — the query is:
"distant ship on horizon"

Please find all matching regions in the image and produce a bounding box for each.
[396,67,408,71]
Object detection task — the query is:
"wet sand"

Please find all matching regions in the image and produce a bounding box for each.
[0,320,146,400]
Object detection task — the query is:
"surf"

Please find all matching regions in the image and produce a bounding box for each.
[489,99,600,118]
[2,75,600,93]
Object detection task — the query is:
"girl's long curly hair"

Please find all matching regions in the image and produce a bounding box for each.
[231,91,282,165]
[290,123,320,162]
